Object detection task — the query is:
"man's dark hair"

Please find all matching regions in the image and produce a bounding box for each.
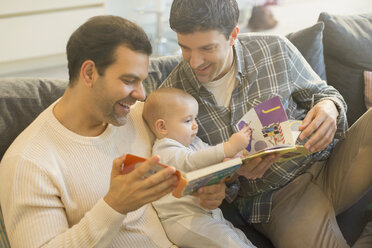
[66,15,152,85]
[169,0,239,39]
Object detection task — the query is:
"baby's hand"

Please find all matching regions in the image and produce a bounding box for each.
[232,126,251,148]
[224,126,251,157]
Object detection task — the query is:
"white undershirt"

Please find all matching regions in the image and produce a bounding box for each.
[203,58,237,108]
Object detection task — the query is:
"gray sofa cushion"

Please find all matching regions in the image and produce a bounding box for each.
[0,78,68,159]
[144,55,183,95]
[286,22,327,81]
[318,12,372,125]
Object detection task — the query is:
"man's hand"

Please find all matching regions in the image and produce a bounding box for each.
[104,155,178,215]
[237,153,280,179]
[298,100,339,153]
[193,182,226,210]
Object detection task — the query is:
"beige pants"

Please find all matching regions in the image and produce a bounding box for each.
[254,108,372,248]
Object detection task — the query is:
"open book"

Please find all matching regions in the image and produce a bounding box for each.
[237,96,312,163]
[122,154,242,198]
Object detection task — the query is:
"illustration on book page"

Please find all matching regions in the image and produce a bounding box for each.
[237,96,295,156]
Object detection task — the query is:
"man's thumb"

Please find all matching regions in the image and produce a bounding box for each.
[111,154,126,177]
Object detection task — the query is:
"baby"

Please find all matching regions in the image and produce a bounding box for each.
[143,87,255,248]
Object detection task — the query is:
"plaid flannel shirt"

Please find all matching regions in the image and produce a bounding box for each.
[159,34,347,223]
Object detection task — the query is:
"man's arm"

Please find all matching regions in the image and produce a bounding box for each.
[0,155,177,248]
[152,138,226,173]
[104,155,178,214]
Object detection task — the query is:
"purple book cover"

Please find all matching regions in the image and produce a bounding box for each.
[254,96,288,126]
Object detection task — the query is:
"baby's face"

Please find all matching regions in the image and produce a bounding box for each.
[164,97,199,147]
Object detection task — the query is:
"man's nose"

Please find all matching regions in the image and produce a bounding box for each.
[131,82,146,101]
[189,51,204,69]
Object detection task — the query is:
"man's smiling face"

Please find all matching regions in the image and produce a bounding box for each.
[92,45,149,126]
[177,29,236,83]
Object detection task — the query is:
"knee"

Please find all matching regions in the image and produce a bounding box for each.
[272,218,315,248]
[270,200,337,248]
[273,212,346,248]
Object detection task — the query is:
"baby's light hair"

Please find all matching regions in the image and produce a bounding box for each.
[143,88,196,135]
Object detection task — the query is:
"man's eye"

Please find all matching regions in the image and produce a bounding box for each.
[122,79,134,85]
[202,46,215,52]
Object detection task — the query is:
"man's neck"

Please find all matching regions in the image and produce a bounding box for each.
[213,46,235,82]
[53,88,108,137]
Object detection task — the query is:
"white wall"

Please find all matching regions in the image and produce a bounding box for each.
[3,0,371,77]
[0,0,178,76]
[105,0,177,56]
[0,0,106,75]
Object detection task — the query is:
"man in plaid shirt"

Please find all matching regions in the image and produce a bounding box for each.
[159,0,372,247]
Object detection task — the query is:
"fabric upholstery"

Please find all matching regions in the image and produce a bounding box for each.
[286,22,327,80]
[364,71,372,109]
[0,78,68,159]
[318,12,372,125]
[143,55,182,95]
[0,207,10,248]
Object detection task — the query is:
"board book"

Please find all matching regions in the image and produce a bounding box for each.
[237,96,312,163]
[122,154,242,198]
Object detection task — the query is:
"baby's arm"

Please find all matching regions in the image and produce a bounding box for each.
[153,138,226,173]
[223,126,251,158]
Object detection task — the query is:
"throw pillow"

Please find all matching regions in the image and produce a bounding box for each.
[364,71,372,109]
[318,12,372,125]
[286,22,327,81]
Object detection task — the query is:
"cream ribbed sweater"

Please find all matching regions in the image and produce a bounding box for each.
[0,101,174,248]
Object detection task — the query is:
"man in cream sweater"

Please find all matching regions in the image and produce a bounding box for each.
[0,15,226,247]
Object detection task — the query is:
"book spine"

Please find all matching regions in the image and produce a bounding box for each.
[172,178,188,198]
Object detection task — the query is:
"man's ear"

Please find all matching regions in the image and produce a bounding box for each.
[80,60,97,88]
[155,119,168,135]
[229,26,240,46]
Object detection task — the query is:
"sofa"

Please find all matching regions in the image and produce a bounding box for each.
[0,12,371,248]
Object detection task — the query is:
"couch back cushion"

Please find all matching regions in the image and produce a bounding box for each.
[0,78,68,159]
[286,22,327,81]
[143,55,183,95]
[319,12,372,125]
